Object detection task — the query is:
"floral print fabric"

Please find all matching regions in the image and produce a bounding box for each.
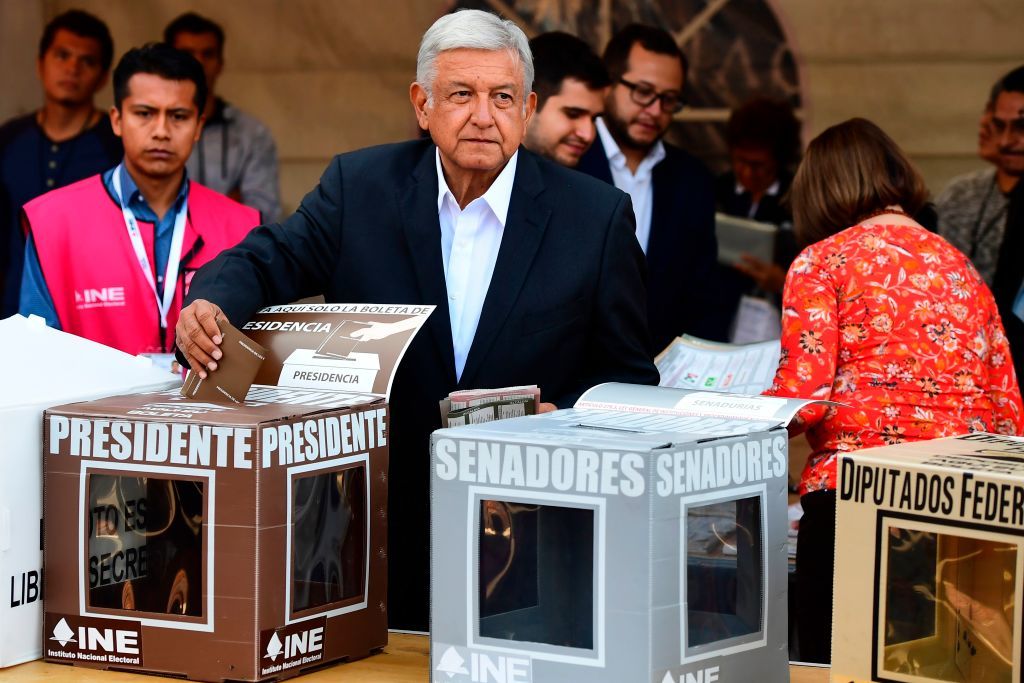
[765,221,1024,495]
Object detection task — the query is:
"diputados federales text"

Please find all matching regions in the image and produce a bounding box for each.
[840,455,1024,525]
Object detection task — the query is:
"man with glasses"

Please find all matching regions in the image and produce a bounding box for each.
[578,24,721,352]
[938,66,1024,287]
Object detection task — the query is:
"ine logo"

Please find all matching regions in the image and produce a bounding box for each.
[661,666,721,683]
[436,646,469,677]
[50,618,76,647]
[434,645,532,683]
[264,626,323,661]
[44,613,144,666]
[75,287,126,309]
[259,619,326,676]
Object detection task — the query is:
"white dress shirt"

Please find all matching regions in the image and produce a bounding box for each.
[436,149,518,381]
[596,117,665,254]
[734,178,781,219]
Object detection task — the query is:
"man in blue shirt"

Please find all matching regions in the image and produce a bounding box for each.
[19,165,187,329]
[0,10,121,316]
[20,43,258,357]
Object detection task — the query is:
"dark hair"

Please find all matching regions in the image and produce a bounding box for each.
[602,24,688,82]
[789,118,929,246]
[529,32,610,108]
[988,65,1024,109]
[163,12,225,55]
[113,43,208,113]
[39,10,114,72]
[726,97,802,169]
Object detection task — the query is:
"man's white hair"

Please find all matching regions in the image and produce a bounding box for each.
[416,9,534,101]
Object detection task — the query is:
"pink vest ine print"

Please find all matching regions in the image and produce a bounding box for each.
[24,174,259,354]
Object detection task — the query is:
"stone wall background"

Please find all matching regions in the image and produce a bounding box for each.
[2,0,1021,213]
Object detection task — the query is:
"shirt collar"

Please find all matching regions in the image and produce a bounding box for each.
[734,179,781,197]
[114,162,189,218]
[595,117,666,173]
[435,148,518,227]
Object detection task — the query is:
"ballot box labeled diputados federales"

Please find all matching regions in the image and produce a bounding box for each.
[430,383,819,683]
[832,433,1024,683]
[42,304,432,682]
[0,315,179,668]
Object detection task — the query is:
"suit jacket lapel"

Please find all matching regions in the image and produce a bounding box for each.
[458,150,551,387]
[396,145,457,385]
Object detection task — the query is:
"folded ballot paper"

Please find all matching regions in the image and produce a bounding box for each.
[0,315,179,668]
[181,318,268,403]
[440,385,541,426]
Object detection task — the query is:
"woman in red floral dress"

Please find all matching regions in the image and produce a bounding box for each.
[764,118,1024,663]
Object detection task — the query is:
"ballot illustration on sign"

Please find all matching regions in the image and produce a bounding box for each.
[278,318,420,394]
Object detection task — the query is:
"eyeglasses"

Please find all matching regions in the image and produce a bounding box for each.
[618,77,685,113]
[989,115,1024,139]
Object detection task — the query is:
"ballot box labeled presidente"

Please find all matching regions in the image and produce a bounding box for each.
[42,304,431,681]
[430,383,820,683]
[832,433,1024,683]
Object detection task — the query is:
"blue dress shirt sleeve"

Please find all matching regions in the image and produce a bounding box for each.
[18,234,60,329]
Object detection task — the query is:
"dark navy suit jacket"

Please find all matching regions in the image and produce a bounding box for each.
[184,139,659,630]
[577,135,723,350]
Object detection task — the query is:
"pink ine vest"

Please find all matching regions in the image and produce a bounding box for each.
[25,174,259,355]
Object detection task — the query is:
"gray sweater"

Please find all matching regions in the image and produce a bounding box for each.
[186,98,281,220]
[936,167,1009,285]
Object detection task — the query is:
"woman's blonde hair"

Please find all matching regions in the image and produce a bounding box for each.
[789,118,929,246]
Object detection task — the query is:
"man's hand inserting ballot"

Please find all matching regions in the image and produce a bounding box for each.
[175,299,227,379]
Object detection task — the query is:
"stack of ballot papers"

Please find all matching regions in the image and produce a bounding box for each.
[656,335,781,394]
[439,385,540,426]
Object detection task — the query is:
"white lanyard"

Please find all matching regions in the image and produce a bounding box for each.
[111,164,188,330]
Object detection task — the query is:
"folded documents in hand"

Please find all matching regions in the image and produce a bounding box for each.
[440,385,540,427]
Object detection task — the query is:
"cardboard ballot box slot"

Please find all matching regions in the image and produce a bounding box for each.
[832,433,1024,683]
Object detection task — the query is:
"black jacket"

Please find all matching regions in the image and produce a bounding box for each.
[577,135,723,348]
[184,139,660,630]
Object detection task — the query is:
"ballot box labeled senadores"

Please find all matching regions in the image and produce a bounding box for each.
[42,304,431,681]
[0,315,179,668]
[430,383,819,683]
[831,433,1024,683]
